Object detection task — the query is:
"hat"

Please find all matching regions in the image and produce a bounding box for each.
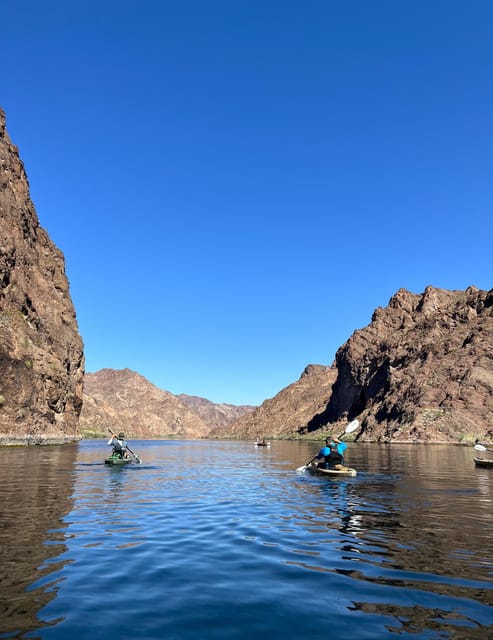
[118,432,125,439]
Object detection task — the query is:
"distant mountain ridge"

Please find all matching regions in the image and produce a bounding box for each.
[177,394,255,431]
[79,368,254,438]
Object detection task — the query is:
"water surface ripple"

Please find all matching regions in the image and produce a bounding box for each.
[0,440,492,639]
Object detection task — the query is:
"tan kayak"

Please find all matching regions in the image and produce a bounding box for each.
[307,462,357,478]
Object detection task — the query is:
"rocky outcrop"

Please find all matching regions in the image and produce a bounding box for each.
[212,364,338,439]
[0,109,84,444]
[80,368,213,438]
[325,286,493,442]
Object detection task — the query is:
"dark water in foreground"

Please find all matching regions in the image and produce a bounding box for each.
[0,440,492,640]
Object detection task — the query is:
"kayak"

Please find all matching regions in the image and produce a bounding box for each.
[474,457,493,468]
[307,462,357,478]
[255,442,271,447]
[105,455,133,466]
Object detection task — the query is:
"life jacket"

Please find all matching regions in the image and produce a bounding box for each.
[113,438,127,457]
[325,446,343,467]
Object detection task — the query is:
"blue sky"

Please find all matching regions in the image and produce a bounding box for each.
[2,1,492,405]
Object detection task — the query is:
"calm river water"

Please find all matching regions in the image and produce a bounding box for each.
[0,439,492,639]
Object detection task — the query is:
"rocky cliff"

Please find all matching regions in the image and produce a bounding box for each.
[227,286,493,443]
[326,286,493,442]
[80,368,245,439]
[0,109,84,444]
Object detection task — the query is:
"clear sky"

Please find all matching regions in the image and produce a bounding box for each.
[2,1,492,406]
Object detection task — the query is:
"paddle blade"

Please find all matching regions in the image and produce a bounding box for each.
[345,419,360,434]
[296,465,307,473]
[337,419,360,438]
[474,444,486,451]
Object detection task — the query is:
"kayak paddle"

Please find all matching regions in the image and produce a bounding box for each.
[108,428,143,463]
[474,443,493,454]
[296,419,360,473]
[126,445,143,464]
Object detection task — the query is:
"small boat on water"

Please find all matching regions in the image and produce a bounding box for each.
[307,462,357,478]
[474,457,493,469]
[104,455,134,466]
[255,440,271,447]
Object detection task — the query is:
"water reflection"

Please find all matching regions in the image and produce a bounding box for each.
[349,600,490,639]
[0,445,77,637]
[289,443,493,637]
[1,439,492,640]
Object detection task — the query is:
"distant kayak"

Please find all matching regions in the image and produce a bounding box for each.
[105,455,134,466]
[307,463,357,478]
[474,457,493,468]
[255,441,270,447]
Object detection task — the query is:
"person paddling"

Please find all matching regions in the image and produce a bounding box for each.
[316,436,347,469]
[108,431,130,459]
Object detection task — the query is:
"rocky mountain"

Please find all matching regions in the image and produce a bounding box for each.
[177,394,255,431]
[228,286,493,443]
[211,364,338,440]
[0,109,84,444]
[79,368,252,439]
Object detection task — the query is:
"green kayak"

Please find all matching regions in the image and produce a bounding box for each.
[104,455,133,466]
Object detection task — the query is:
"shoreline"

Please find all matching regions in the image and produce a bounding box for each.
[0,436,82,446]
[0,435,489,447]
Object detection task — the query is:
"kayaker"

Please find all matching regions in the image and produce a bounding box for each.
[316,436,347,469]
[108,431,130,459]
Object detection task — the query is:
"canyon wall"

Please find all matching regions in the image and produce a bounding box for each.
[0,109,84,443]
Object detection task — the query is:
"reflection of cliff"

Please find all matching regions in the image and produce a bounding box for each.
[0,444,77,636]
[335,447,493,582]
[292,444,493,636]
[340,449,493,635]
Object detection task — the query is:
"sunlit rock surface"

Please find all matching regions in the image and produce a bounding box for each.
[0,109,84,444]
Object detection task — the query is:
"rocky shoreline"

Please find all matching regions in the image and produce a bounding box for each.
[0,436,82,446]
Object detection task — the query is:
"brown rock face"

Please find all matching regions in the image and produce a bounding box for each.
[80,369,213,439]
[214,364,338,439]
[326,286,493,442]
[0,109,84,443]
